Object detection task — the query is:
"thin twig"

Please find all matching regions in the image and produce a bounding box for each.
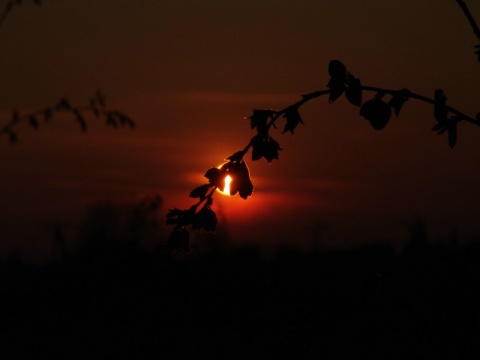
[0,1,14,27]
[456,0,480,61]
[0,0,41,28]
[456,0,480,41]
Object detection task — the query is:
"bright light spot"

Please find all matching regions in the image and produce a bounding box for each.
[217,175,233,196]
[224,175,232,193]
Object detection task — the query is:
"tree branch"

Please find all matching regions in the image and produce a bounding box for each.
[167,60,480,247]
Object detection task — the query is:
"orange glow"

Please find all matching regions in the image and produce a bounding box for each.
[218,175,233,196]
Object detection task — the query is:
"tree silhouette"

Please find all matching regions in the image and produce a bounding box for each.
[166,0,480,251]
[0,1,135,143]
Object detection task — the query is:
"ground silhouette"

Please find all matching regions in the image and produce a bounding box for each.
[1,229,479,358]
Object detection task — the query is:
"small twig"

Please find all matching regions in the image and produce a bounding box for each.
[0,1,13,27]
[456,0,480,40]
[0,0,42,28]
[456,0,480,61]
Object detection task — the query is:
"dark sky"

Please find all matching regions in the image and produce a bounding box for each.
[1,0,480,261]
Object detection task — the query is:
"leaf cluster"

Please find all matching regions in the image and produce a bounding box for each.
[165,155,255,250]
[326,60,414,132]
[245,104,305,163]
[247,110,282,163]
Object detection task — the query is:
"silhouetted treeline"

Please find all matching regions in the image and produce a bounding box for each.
[1,235,479,359]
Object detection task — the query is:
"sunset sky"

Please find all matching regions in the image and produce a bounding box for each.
[1,0,480,261]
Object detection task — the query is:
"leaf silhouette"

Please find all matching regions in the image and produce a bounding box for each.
[189,184,210,199]
[204,167,223,187]
[359,95,392,130]
[432,116,461,148]
[251,135,264,161]
[28,115,38,129]
[106,113,118,127]
[327,60,347,103]
[327,78,345,104]
[388,89,410,116]
[118,112,135,128]
[221,160,254,199]
[95,89,106,108]
[328,59,347,78]
[264,137,281,162]
[251,134,281,162]
[345,73,362,106]
[192,204,217,232]
[166,207,195,227]
[166,208,181,225]
[55,97,71,110]
[248,110,274,134]
[73,109,87,132]
[282,105,304,134]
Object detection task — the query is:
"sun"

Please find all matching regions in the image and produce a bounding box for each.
[217,174,233,196]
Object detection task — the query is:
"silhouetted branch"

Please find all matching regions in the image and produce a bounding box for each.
[167,58,480,249]
[1,5,136,143]
[456,0,480,61]
[164,3,480,251]
[235,83,478,157]
[0,0,41,28]
[0,90,135,144]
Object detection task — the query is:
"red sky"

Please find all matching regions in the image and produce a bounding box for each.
[1,0,480,261]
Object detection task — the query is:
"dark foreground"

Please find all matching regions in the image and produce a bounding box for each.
[1,239,479,359]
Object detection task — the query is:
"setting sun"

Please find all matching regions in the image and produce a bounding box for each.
[218,174,233,195]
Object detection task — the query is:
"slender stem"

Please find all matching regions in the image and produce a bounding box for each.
[240,139,253,157]
[0,0,41,29]
[190,186,217,211]
[456,0,480,42]
[0,2,13,28]
[202,187,217,206]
